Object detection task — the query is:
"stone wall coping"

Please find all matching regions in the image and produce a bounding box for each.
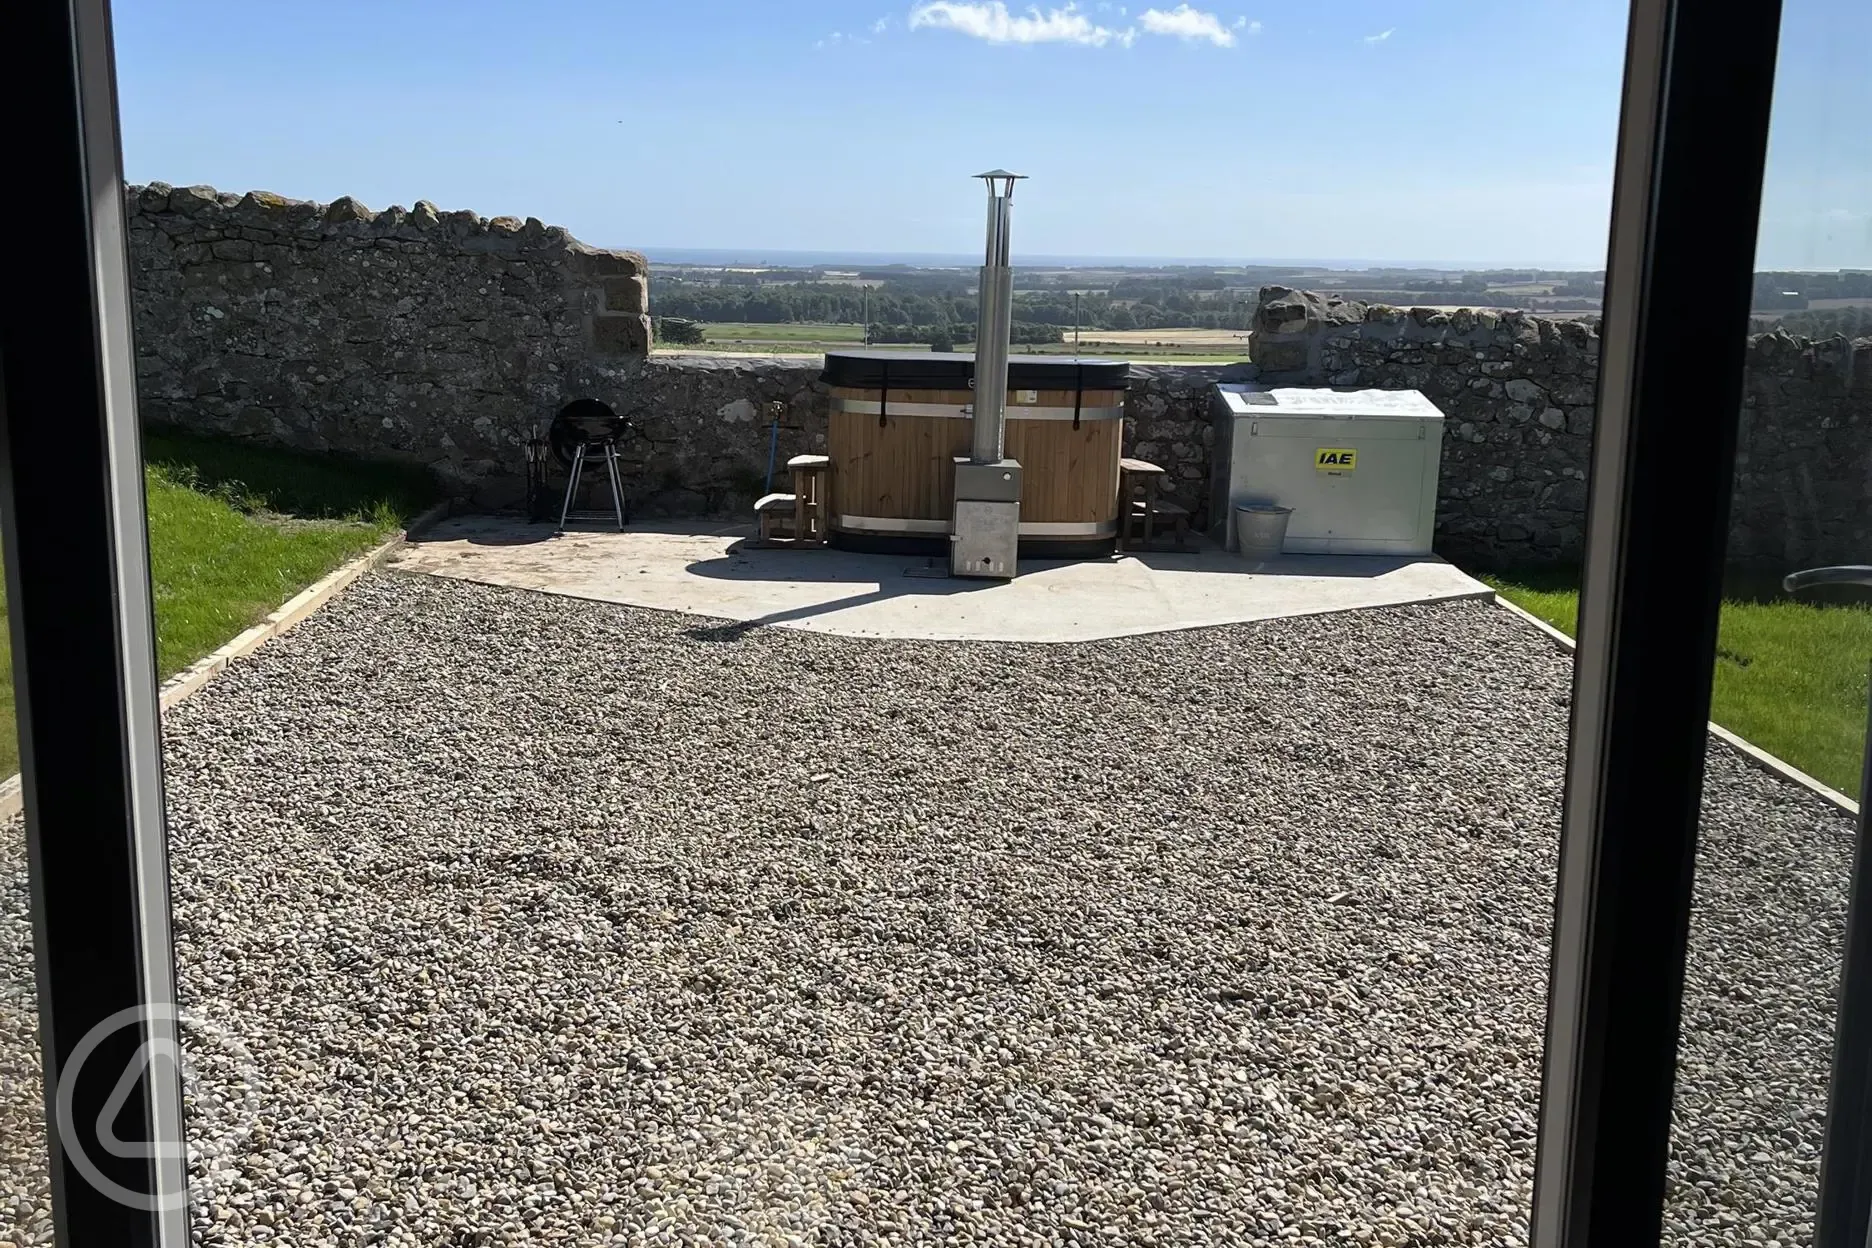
[126,181,645,271]
[1255,283,1870,360]
[648,352,827,371]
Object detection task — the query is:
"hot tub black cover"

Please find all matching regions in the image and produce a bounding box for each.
[820,350,1130,391]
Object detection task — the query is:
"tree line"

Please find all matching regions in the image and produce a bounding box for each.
[650,267,1862,330]
[647,280,1253,331]
[1752,271,1872,311]
[864,322,1064,345]
[1752,306,1872,338]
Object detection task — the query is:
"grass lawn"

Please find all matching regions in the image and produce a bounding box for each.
[0,429,440,777]
[1484,567,1872,797]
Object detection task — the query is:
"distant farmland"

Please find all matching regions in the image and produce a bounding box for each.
[662,322,1250,363]
[697,322,867,345]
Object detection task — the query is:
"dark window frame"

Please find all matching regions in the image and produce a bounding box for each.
[3,0,189,1241]
[1530,0,1785,1244]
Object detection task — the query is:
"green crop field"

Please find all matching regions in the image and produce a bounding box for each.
[701,322,869,344]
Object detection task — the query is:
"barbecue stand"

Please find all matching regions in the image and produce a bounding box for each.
[526,399,640,531]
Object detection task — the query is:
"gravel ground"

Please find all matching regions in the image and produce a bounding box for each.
[0,572,1856,1247]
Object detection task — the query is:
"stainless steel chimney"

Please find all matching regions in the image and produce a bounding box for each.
[970,170,1022,464]
[951,170,1026,579]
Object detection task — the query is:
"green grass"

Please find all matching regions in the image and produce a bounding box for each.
[1484,568,1872,796]
[701,321,868,343]
[0,431,441,777]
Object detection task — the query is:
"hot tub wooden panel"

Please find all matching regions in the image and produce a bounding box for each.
[820,352,1131,548]
[827,385,1125,538]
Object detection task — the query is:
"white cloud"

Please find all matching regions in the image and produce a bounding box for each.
[873,16,890,32]
[1363,27,1394,43]
[909,1,1127,45]
[1138,4,1235,45]
[909,0,1243,48]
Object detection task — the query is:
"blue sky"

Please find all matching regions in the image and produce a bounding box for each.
[113,0,1869,269]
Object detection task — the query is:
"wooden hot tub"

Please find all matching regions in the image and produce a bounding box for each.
[820,350,1131,557]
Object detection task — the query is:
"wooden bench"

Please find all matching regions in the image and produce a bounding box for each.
[1117,458,1189,552]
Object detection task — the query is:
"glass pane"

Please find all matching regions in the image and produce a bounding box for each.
[97,0,1653,1242]
[1668,0,1872,1241]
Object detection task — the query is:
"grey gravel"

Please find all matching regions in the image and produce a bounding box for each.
[0,572,1856,1246]
[1,828,51,1247]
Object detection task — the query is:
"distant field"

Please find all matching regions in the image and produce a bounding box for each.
[702,322,868,344]
[662,322,1249,363]
[1747,302,1872,321]
[1066,327,1248,348]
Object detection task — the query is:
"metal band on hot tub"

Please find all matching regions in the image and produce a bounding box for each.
[834,514,1118,538]
[828,398,1124,423]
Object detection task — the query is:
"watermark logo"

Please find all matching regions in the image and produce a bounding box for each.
[54,1004,263,1213]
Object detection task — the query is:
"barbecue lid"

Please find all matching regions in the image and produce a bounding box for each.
[820,350,1131,391]
[549,399,632,468]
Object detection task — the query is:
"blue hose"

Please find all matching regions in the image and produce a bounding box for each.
[763,419,779,494]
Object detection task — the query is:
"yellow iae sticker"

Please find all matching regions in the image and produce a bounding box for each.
[1315,447,1357,473]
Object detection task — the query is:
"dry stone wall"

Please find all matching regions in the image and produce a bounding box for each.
[1249,286,1872,567]
[121,188,1872,567]
[126,183,650,498]
[590,356,1248,520]
[120,184,1235,518]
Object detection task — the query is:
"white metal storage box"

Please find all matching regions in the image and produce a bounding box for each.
[1210,385,1445,556]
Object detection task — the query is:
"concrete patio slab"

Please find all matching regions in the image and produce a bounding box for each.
[389,514,1492,642]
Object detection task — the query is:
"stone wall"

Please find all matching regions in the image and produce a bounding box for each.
[121,187,1872,566]
[121,182,1237,520]
[580,356,1244,519]
[126,183,650,497]
[611,355,825,513]
[1733,333,1872,567]
[1249,286,1872,567]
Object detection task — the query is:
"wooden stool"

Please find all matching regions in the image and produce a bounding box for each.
[752,455,832,548]
[1117,458,1188,551]
[788,454,831,547]
[754,492,799,546]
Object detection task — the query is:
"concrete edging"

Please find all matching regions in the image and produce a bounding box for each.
[0,499,453,823]
[1492,592,1860,817]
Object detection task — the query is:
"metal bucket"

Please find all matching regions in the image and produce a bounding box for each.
[1235,504,1293,560]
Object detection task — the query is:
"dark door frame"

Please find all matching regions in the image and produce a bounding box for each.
[1529,0,1786,1244]
[2,0,189,1242]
